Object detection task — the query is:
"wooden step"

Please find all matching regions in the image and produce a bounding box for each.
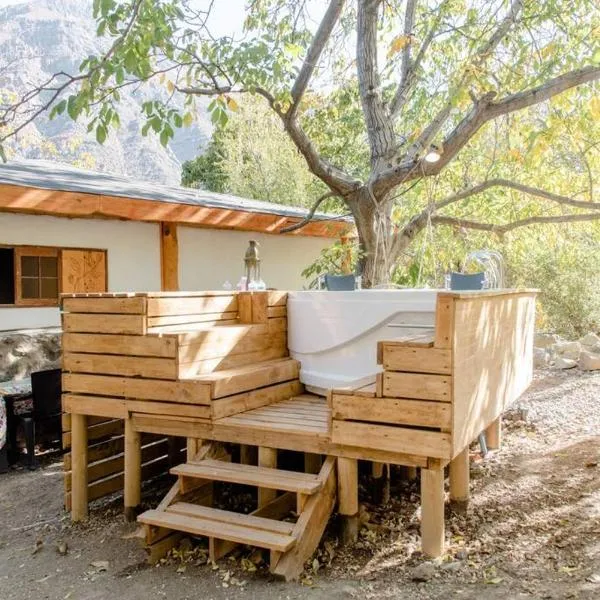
[170,459,322,494]
[138,508,296,552]
[185,358,299,398]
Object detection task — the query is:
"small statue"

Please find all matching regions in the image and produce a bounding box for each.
[244,240,261,290]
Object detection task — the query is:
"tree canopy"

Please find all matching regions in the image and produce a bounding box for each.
[1,0,599,285]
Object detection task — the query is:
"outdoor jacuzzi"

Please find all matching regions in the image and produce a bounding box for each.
[287,289,439,395]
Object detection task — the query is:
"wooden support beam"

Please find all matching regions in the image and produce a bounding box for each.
[240,444,257,465]
[372,462,390,505]
[420,460,445,558]
[337,457,359,544]
[304,453,322,474]
[485,417,502,450]
[258,447,277,507]
[449,447,470,508]
[186,438,202,460]
[160,221,179,292]
[70,413,88,521]
[124,417,142,522]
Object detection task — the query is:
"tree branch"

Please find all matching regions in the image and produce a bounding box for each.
[373,64,600,194]
[287,0,345,120]
[357,0,396,167]
[432,212,600,233]
[279,191,340,233]
[404,0,523,162]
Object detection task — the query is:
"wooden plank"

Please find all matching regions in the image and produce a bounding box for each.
[221,415,326,433]
[332,395,451,429]
[195,358,298,399]
[434,296,454,349]
[64,439,169,490]
[178,345,289,377]
[61,413,108,432]
[252,293,268,324]
[131,414,211,438]
[382,346,451,375]
[267,291,288,306]
[62,313,146,335]
[138,510,295,552]
[146,295,238,317]
[63,353,177,380]
[331,421,451,459]
[167,502,294,535]
[125,400,210,420]
[63,394,128,419]
[160,222,179,292]
[451,293,535,453]
[63,418,123,448]
[62,296,146,314]
[171,459,322,494]
[178,331,287,363]
[147,311,238,327]
[330,443,428,468]
[63,373,211,405]
[337,457,358,516]
[209,421,331,454]
[211,380,303,420]
[271,456,336,581]
[267,306,286,318]
[63,333,177,358]
[383,372,451,402]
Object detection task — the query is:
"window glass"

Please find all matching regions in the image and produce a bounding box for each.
[40,256,58,277]
[21,255,39,277]
[40,278,58,299]
[21,277,40,299]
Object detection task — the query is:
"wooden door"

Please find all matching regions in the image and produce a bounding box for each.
[60,250,107,293]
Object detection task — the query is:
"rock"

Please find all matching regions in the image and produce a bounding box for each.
[456,549,469,560]
[579,351,600,371]
[554,357,577,370]
[341,585,358,597]
[533,347,549,368]
[552,341,581,361]
[0,329,61,381]
[441,561,463,573]
[579,333,600,348]
[535,333,559,348]
[411,562,436,582]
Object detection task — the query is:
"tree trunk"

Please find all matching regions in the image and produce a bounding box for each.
[348,188,393,288]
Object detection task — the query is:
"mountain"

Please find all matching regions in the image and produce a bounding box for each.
[0,0,211,184]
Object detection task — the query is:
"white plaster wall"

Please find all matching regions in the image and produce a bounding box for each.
[178,226,331,291]
[0,213,160,331]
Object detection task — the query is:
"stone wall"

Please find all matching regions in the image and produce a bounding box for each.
[0,328,61,382]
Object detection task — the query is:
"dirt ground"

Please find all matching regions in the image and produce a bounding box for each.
[1,368,599,600]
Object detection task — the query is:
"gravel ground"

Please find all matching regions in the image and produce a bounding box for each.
[0,368,598,600]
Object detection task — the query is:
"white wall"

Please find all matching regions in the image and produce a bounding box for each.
[0,213,160,331]
[178,226,331,291]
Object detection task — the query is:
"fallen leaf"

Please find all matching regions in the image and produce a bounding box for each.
[485,577,503,584]
[585,461,598,468]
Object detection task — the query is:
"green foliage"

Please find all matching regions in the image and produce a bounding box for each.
[181,98,336,209]
[301,239,362,289]
[506,228,600,339]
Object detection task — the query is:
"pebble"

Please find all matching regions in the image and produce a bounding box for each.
[411,562,436,582]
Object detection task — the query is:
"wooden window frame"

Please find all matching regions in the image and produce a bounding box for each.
[0,244,108,308]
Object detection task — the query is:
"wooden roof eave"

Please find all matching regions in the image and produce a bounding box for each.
[0,183,353,239]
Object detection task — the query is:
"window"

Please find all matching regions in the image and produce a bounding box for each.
[0,245,107,307]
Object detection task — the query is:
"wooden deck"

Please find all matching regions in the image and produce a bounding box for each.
[59,288,537,576]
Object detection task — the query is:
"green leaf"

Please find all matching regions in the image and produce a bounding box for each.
[124,49,137,73]
[96,124,107,144]
[67,96,80,121]
[160,128,170,146]
[49,99,67,119]
[183,112,193,127]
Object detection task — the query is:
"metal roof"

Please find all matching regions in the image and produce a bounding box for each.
[0,159,350,225]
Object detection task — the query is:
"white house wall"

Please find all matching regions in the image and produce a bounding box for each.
[178,226,331,291]
[0,213,160,331]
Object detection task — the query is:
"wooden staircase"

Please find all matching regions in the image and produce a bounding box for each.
[138,449,337,581]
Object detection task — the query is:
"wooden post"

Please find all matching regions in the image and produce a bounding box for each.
[420,460,445,558]
[240,444,256,465]
[406,466,418,481]
[124,417,142,522]
[70,413,88,521]
[485,416,502,450]
[258,447,277,506]
[449,447,470,508]
[372,461,390,505]
[160,222,179,291]
[187,438,201,460]
[304,453,322,474]
[337,457,359,544]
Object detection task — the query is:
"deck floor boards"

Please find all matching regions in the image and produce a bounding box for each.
[216,395,330,436]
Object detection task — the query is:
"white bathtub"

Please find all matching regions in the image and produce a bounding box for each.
[287,289,439,395]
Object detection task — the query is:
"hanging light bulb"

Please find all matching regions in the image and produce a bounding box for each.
[424,144,442,163]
